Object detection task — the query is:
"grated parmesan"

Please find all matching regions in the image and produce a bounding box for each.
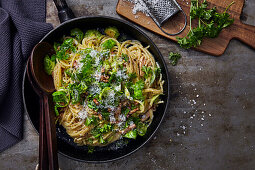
[118,114,126,122]
[109,113,116,123]
[93,70,102,82]
[78,107,88,120]
[126,0,160,15]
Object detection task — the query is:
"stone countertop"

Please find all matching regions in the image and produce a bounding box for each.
[1,0,255,169]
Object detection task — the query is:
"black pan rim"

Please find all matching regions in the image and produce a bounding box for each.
[22,15,170,163]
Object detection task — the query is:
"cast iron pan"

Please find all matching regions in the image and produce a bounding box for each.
[22,0,170,163]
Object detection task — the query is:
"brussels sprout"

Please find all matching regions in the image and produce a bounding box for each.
[68,81,88,104]
[104,26,120,39]
[124,130,137,139]
[137,122,147,136]
[44,55,55,75]
[52,88,70,116]
[84,29,102,38]
[70,28,84,42]
[101,39,116,49]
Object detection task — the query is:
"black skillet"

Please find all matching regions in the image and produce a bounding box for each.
[22,0,170,162]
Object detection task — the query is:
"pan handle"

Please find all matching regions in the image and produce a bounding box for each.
[53,0,75,23]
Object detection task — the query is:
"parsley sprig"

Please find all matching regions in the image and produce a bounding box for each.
[177,0,235,49]
[169,52,182,66]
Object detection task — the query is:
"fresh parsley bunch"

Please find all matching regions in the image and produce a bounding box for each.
[177,0,235,49]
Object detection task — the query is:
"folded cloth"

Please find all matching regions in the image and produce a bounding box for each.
[0,0,53,152]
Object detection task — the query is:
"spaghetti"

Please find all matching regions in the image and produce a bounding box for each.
[44,27,164,147]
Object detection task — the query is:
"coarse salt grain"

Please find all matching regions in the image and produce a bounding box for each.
[192,99,196,104]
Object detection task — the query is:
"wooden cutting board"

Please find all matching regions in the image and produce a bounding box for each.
[116,0,255,56]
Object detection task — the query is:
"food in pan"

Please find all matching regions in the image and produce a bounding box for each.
[44,26,164,147]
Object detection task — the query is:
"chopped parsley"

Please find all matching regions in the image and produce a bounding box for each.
[177,0,235,49]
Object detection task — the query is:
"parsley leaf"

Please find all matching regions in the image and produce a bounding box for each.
[169,52,182,66]
[85,116,98,126]
[142,66,152,78]
[131,80,145,101]
[122,53,129,62]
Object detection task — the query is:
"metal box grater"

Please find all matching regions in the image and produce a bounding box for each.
[141,0,187,36]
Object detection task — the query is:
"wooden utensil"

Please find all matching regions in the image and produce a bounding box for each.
[29,42,59,170]
[26,60,49,170]
[116,0,255,56]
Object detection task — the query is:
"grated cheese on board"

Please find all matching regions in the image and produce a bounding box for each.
[126,0,160,15]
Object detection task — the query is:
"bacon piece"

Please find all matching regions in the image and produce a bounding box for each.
[93,98,99,106]
[119,124,136,134]
[73,61,78,68]
[130,108,139,115]
[98,114,102,120]
[100,75,109,82]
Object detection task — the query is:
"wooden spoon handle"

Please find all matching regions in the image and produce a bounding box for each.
[27,61,49,169]
[43,94,59,170]
[233,21,255,49]
[39,99,49,170]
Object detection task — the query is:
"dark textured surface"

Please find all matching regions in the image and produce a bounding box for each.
[1,0,255,169]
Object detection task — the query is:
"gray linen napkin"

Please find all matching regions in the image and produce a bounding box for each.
[0,0,53,152]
